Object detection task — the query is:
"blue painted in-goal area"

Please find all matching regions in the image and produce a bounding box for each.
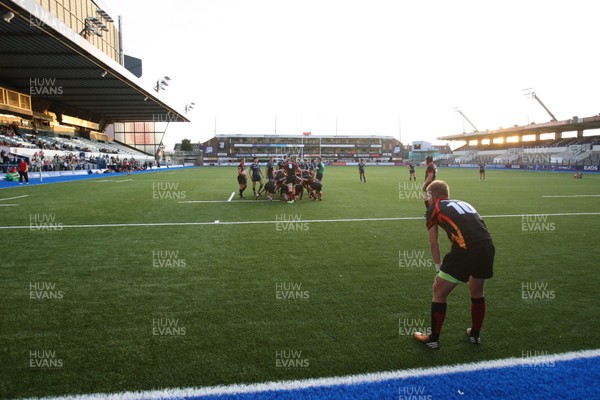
[190,353,599,400]
[35,350,598,400]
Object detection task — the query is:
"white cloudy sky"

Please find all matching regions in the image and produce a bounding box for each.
[106,0,600,149]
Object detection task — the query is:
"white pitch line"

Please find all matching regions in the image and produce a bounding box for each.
[0,212,599,231]
[0,194,28,201]
[180,199,279,203]
[542,194,600,198]
[21,348,600,400]
[0,204,18,207]
[96,179,133,183]
[227,192,235,202]
[180,200,235,203]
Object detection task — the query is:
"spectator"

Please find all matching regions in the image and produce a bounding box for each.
[5,166,19,182]
[17,158,29,185]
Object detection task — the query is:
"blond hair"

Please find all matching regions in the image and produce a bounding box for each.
[426,180,449,200]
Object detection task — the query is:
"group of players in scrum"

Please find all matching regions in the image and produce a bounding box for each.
[237,156,324,203]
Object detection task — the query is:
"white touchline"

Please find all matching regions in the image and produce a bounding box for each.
[180,200,235,203]
[1,212,599,230]
[0,194,29,201]
[96,179,133,183]
[0,204,18,207]
[227,192,235,202]
[180,199,279,203]
[22,349,600,400]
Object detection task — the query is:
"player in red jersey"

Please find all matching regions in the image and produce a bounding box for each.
[414,180,495,350]
[283,157,300,203]
[237,158,247,199]
[422,155,436,209]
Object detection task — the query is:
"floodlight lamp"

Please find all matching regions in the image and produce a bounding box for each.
[3,11,15,23]
[98,9,114,23]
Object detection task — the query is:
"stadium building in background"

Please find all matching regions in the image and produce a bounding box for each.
[196,134,407,165]
[0,0,186,167]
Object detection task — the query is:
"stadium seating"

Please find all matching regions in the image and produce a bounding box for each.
[442,136,600,166]
[1,123,155,174]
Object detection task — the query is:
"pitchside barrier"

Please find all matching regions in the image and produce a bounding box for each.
[443,163,600,172]
[0,165,186,181]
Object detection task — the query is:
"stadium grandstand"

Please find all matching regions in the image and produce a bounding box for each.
[194,134,410,166]
[0,0,187,177]
[436,115,600,172]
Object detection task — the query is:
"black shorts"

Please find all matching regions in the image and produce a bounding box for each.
[316,173,323,181]
[252,174,262,182]
[265,183,275,194]
[440,242,495,283]
[237,175,247,184]
[285,175,297,185]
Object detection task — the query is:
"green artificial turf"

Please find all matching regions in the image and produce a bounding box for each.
[0,166,598,398]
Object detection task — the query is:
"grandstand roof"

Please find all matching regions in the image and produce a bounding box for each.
[439,115,600,141]
[0,0,188,124]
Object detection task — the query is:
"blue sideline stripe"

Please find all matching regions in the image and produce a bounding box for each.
[190,356,599,400]
[0,166,193,189]
[27,351,599,400]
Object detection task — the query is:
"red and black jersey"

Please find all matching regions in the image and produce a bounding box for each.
[426,198,492,250]
[283,161,299,177]
[425,162,436,181]
[275,170,286,183]
[237,162,245,175]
